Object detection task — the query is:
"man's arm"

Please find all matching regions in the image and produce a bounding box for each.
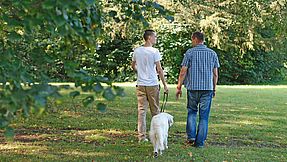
[177,66,188,90]
[131,61,137,72]
[155,61,168,93]
[213,68,218,97]
[176,66,187,100]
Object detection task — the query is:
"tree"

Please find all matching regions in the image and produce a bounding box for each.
[0,0,173,138]
[155,0,287,84]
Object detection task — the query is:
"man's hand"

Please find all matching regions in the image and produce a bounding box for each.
[176,88,182,100]
[212,90,216,98]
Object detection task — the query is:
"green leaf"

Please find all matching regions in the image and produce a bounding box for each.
[42,0,55,9]
[81,84,93,92]
[83,96,94,107]
[86,0,95,5]
[57,25,68,35]
[93,83,103,93]
[53,15,66,27]
[70,91,80,98]
[165,15,174,22]
[35,96,47,108]
[113,86,125,97]
[8,31,21,41]
[96,103,106,112]
[59,85,70,89]
[96,76,110,83]
[103,88,115,101]
[143,20,149,27]
[4,127,15,140]
[109,11,117,17]
[0,119,9,128]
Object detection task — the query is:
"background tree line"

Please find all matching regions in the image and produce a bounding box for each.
[0,0,286,137]
[64,0,287,84]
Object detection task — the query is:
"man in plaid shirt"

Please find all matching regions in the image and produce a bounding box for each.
[176,31,220,148]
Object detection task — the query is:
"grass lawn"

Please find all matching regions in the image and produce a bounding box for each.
[0,83,287,161]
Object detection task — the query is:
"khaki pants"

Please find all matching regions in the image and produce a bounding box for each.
[136,85,160,140]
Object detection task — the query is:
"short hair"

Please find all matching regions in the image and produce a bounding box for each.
[143,30,155,41]
[192,32,204,41]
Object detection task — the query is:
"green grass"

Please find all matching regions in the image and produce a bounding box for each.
[1,83,287,161]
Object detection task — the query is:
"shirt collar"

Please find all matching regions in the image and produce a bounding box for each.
[195,44,206,47]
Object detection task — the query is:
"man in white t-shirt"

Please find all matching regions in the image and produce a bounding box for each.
[131,30,168,142]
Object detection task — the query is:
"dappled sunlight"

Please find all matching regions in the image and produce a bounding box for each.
[220,85,287,89]
[0,143,21,150]
[77,129,136,142]
[84,134,110,142]
[78,129,135,136]
[113,82,137,87]
[49,83,75,87]
[234,120,269,126]
[237,107,252,110]
[227,109,240,112]
[113,82,179,88]
[78,129,101,135]
[211,118,273,128]
[210,123,235,128]
[60,110,82,118]
[61,150,109,157]
[0,142,109,158]
[95,98,107,101]
[0,142,48,154]
[175,121,186,126]
[166,101,185,105]
[101,84,287,90]
[106,129,126,134]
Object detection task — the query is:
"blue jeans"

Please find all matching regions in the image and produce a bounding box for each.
[186,90,213,147]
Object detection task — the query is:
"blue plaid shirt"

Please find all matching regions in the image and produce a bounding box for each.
[181,44,220,90]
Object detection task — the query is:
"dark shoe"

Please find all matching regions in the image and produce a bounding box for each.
[186,139,195,146]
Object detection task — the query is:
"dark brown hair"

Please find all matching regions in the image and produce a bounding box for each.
[143,30,155,41]
[192,32,204,41]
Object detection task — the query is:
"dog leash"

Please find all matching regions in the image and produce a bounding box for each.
[161,92,168,112]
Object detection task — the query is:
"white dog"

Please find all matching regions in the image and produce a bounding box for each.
[149,112,174,157]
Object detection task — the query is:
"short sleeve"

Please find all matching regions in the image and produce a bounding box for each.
[132,51,136,62]
[181,50,190,67]
[154,49,161,63]
[213,53,220,68]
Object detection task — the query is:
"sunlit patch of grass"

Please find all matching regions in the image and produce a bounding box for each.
[84,134,110,142]
[60,110,83,117]
[220,85,287,89]
[61,150,109,157]
[0,142,48,154]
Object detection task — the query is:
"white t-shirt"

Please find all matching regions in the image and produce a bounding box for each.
[132,46,161,86]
